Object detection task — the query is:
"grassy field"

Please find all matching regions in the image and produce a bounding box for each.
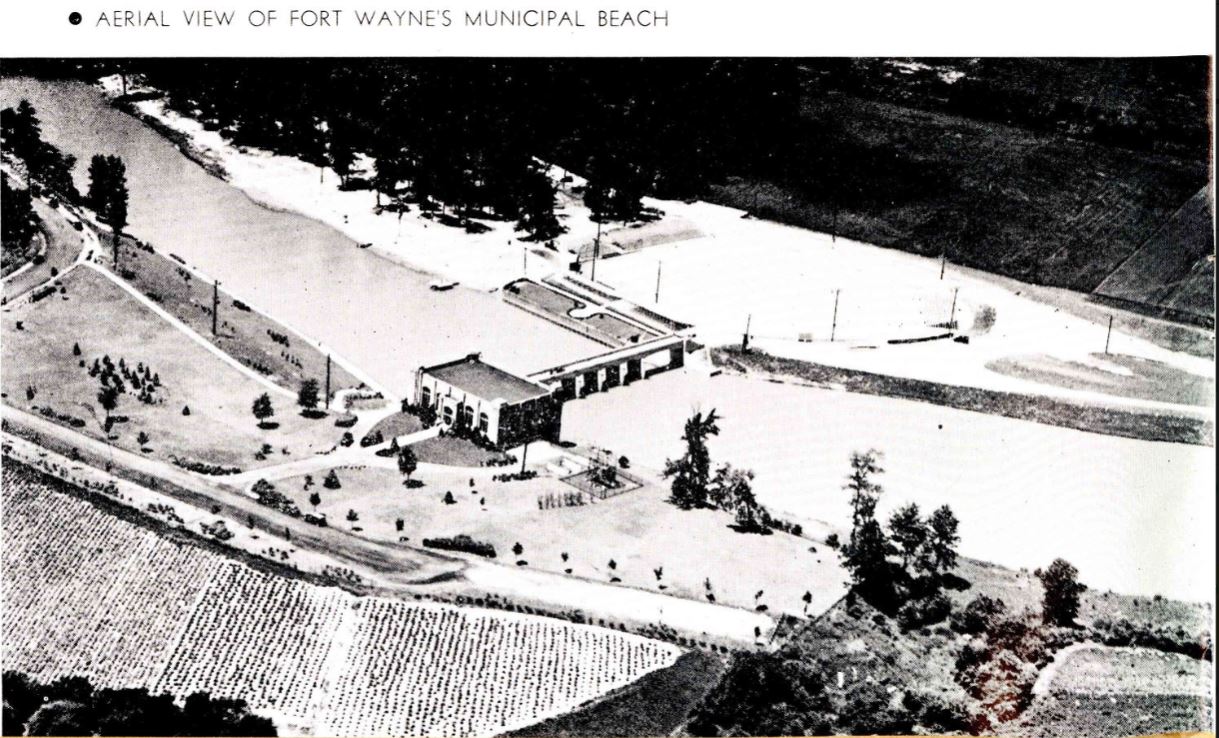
[506,649,727,737]
[1093,184,1214,326]
[362,411,424,444]
[1,268,343,470]
[1004,693,1213,737]
[1010,641,1215,738]
[708,90,1209,296]
[105,234,361,397]
[715,347,1213,446]
[1046,645,1213,696]
[410,433,511,466]
[272,463,848,618]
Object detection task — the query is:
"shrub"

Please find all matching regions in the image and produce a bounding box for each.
[902,690,971,734]
[951,594,1007,634]
[825,533,840,549]
[897,591,952,630]
[421,534,496,558]
[360,430,384,447]
[323,470,341,489]
[1091,617,1213,660]
[334,415,358,428]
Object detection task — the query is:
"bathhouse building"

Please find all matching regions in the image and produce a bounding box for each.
[415,354,562,449]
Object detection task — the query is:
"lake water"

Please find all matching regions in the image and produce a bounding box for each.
[0,76,602,391]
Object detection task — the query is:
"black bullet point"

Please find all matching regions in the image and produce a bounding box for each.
[69,11,82,25]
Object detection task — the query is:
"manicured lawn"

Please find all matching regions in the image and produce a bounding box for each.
[361,411,424,444]
[2,268,344,470]
[274,463,848,618]
[106,235,361,397]
[411,433,511,466]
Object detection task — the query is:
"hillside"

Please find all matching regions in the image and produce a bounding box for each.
[708,90,1210,299]
[1094,184,1216,326]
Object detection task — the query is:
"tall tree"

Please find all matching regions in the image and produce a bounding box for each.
[888,503,927,572]
[87,155,130,246]
[662,409,720,509]
[1035,558,1086,626]
[397,445,418,484]
[97,383,120,428]
[515,164,565,242]
[251,393,275,427]
[297,379,320,412]
[923,504,961,577]
[839,450,897,609]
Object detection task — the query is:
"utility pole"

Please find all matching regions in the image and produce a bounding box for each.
[590,220,602,282]
[211,280,219,336]
[742,313,752,352]
[654,261,662,303]
[325,354,332,409]
[831,200,838,243]
[520,440,529,474]
[949,287,959,328]
[1104,315,1114,354]
[830,289,840,342]
[940,252,947,280]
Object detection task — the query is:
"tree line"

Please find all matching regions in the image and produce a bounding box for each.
[1,100,130,256]
[2,671,275,736]
[103,59,800,239]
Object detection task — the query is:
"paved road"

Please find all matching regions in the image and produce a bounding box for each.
[3,403,774,645]
[2,404,463,584]
[2,198,91,302]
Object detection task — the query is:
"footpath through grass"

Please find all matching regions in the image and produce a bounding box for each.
[714,347,1214,446]
[105,233,361,398]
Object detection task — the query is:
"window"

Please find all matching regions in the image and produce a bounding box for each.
[442,405,454,425]
[479,413,489,433]
[420,386,432,406]
[464,405,475,426]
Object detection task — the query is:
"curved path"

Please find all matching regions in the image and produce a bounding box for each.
[2,197,92,302]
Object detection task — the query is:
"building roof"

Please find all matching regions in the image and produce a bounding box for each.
[422,354,550,404]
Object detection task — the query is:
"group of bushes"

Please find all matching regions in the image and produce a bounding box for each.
[250,479,301,518]
[35,405,88,429]
[87,353,163,406]
[169,456,241,476]
[421,534,497,558]
[1090,616,1212,661]
[491,470,537,483]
